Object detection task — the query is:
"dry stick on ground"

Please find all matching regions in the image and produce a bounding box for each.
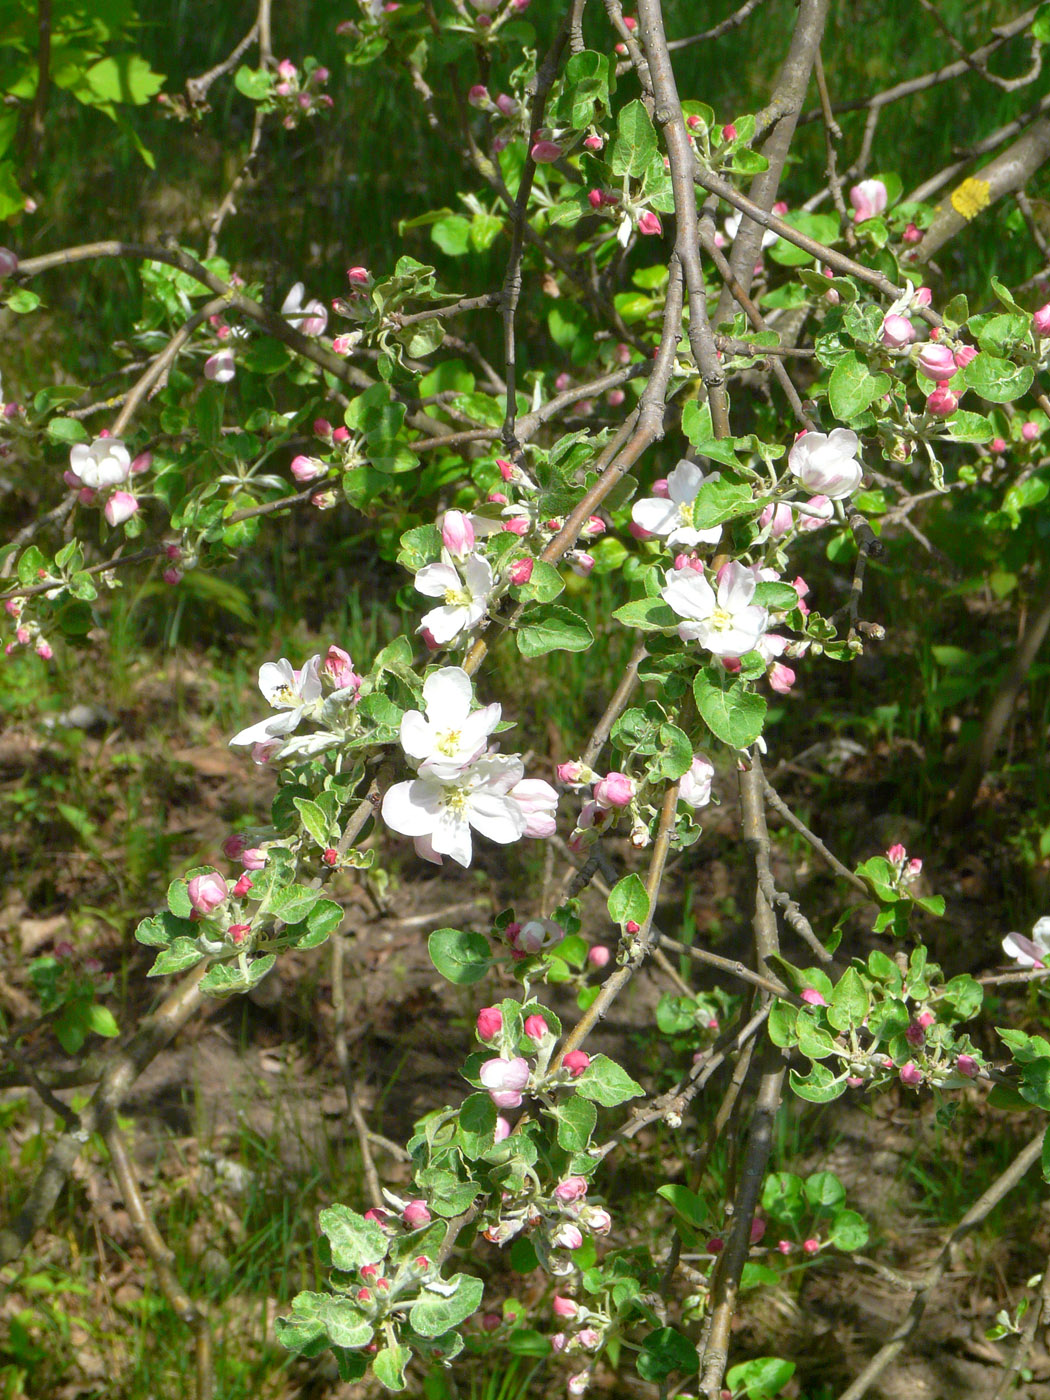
[638,0,729,437]
[835,1129,1046,1400]
[699,757,786,1400]
[102,1108,215,1400]
[713,0,829,327]
[942,569,1050,827]
[331,929,384,1210]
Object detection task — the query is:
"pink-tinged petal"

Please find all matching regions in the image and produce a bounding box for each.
[414,561,460,598]
[472,755,525,793]
[414,833,444,865]
[1002,933,1042,968]
[430,807,474,867]
[468,793,528,844]
[666,459,704,504]
[382,779,444,837]
[422,665,473,721]
[631,497,678,536]
[662,570,715,621]
[717,561,756,611]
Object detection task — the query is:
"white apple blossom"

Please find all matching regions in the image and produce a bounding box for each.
[400,666,501,778]
[229,655,323,748]
[69,437,131,491]
[414,549,494,644]
[679,754,714,808]
[631,460,722,548]
[508,778,559,836]
[382,753,527,867]
[787,429,862,499]
[1002,916,1050,969]
[662,560,768,658]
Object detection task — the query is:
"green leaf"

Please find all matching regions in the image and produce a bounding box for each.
[80,55,166,106]
[656,1184,708,1228]
[608,873,649,927]
[691,476,755,529]
[410,1273,484,1337]
[789,1063,845,1103]
[84,1004,120,1038]
[6,288,40,314]
[804,1171,846,1209]
[636,1328,698,1382]
[515,604,594,657]
[610,99,658,178]
[829,1208,869,1251]
[319,1204,389,1271]
[234,66,273,101]
[574,1052,643,1106]
[761,1171,805,1222]
[147,938,204,977]
[294,797,331,848]
[45,416,89,444]
[752,581,801,612]
[514,559,564,603]
[827,967,869,1031]
[726,1357,796,1397]
[456,1092,497,1158]
[960,353,1034,403]
[428,928,492,984]
[694,670,767,748]
[796,1014,837,1059]
[612,597,677,631]
[270,884,320,925]
[431,215,472,256]
[372,1344,411,1391]
[552,1094,597,1152]
[828,351,891,420]
[943,410,993,442]
[767,1000,799,1048]
[657,723,693,779]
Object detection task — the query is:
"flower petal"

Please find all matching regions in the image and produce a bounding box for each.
[667,459,704,504]
[422,666,473,723]
[414,561,460,599]
[381,778,444,837]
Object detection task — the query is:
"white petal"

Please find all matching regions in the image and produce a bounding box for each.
[430,808,473,867]
[827,428,859,456]
[297,655,323,702]
[469,793,527,844]
[281,282,305,316]
[462,552,494,597]
[414,561,460,598]
[458,702,502,754]
[1033,916,1050,950]
[229,710,299,747]
[667,460,704,504]
[666,522,722,548]
[717,562,756,612]
[662,571,715,621]
[632,498,678,535]
[422,666,473,723]
[419,603,466,644]
[399,710,433,762]
[382,778,443,836]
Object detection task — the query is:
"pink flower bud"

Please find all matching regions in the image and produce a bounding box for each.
[480,1056,531,1108]
[615,342,631,365]
[477,1006,503,1040]
[1033,304,1050,337]
[441,509,475,557]
[768,661,796,694]
[759,502,795,537]
[403,1199,432,1228]
[625,920,641,934]
[488,491,508,504]
[583,134,603,151]
[480,1312,501,1331]
[188,872,228,914]
[956,1054,979,1078]
[1022,420,1040,442]
[569,551,595,577]
[311,489,336,510]
[356,1287,371,1303]
[926,383,960,417]
[916,343,957,381]
[905,857,923,880]
[552,1223,584,1250]
[104,491,139,527]
[0,247,18,277]
[322,848,338,866]
[551,1333,567,1352]
[588,944,610,969]
[577,1328,601,1350]
[531,140,562,163]
[495,93,518,117]
[582,1204,612,1235]
[508,557,534,585]
[503,516,529,536]
[917,1009,935,1029]
[553,1295,578,1319]
[277,58,297,80]
[802,1237,821,1256]
[228,923,250,944]
[35,639,53,660]
[555,1176,588,1202]
[899,1062,923,1087]
[588,190,603,210]
[239,847,267,870]
[494,1115,512,1142]
[468,84,489,107]
[131,451,152,474]
[332,426,351,445]
[953,345,978,369]
[886,843,907,865]
[420,626,440,652]
[721,124,737,141]
[593,772,634,809]
[204,349,236,382]
[904,1023,925,1046]
[290,454,327,483]
[163,568,183,586]
[637,211,662,236]
[750,1217,766,1244]
[563,1050,590,1078]
[524,1013,549,1040]
[232,872,253,898]
[902,222,923,245]
[990,437,1006,453]
[849,178,887,223]
[707,1237,724,1254]
[800,988,827,1007]
[777,1239,792,1254]
[881,314,915,349]
[912,286,933,307]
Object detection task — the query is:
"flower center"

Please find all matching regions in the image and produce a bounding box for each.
[442,785,470,815]
[443,585,471,607]
[436,727,462,756]
[274,684,299,707]
[710,607,734,631]
[676,501,693,525]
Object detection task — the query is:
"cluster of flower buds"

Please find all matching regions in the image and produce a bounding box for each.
[268,58,333,129]
[185,870,255,951]
[65,434,150,527]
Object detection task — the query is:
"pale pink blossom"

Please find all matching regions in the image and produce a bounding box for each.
[632,459,722,547]
[441,510,475,558]
[1003,917,1050,969]
[290,454,327,483]
[1033,304,1050,337]
[229,655,323,748]
[849,179,887,223]
[554,1176,588,1202]
[926,383,959,417]
[414,550,494,644]
[281,282,328,337]
[479,1055,531,1108]
[104,491,139,527]
[508,777,559,837]
[188,872,228,915]
[69,437,131,491]
[881,314,915,349]
[322,645,361,694]
[916,342,957,381]
[788,429,862,499]
[594,772,634,809]
[382,753,527,867]
[679,753,714,808]
[662,560,769,658]
[399,666,501,778]
[204,349,236,382]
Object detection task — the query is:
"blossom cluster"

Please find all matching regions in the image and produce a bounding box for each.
[229,644,362,762]
[381,666,557,867]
